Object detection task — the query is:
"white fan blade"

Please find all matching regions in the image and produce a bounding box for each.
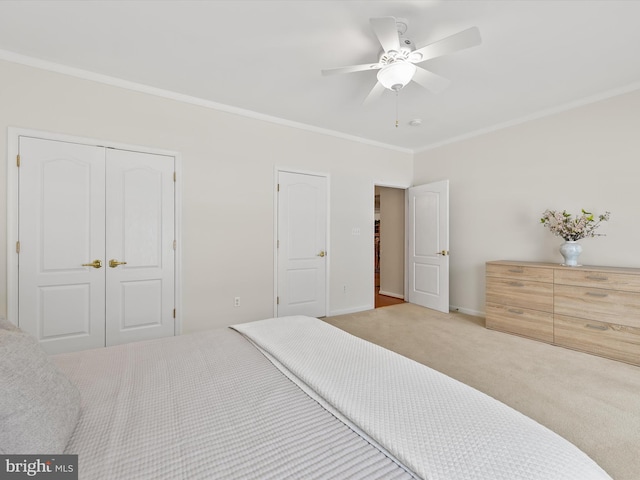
[321,63,381,76]
[410,26,481,63]
[412,66,451,94]
[363,81,386,105]
[370,17,400,53]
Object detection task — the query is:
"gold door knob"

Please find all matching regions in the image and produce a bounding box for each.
[317,251,326,257]
[435,250,449,256]
[82,259,102,269]
[109,259,128,268]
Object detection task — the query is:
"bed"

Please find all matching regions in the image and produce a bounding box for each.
[1,316,612,479]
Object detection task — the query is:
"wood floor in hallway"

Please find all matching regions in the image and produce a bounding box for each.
[374,273,404,308]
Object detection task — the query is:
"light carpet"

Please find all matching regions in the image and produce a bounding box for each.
[324,303,640,480]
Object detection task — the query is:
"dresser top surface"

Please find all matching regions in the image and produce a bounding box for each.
[487,260,640,275]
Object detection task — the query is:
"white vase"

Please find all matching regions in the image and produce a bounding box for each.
[560,241,582,266]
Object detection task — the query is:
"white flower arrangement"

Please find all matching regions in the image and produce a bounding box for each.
[540,209,611,242]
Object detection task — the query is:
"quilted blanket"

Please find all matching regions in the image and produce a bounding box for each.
[232,316,612,480]
[54,326,414,479]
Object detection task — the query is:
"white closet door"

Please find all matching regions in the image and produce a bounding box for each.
[105,149,175,346]
[18,137,106,354]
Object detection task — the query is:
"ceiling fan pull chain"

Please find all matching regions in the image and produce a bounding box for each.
[395,90,399,128]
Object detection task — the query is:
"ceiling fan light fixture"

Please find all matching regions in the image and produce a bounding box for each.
[377,61,416,91]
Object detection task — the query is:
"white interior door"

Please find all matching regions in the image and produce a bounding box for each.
[408,180,449,313]
[105,149,175,346]
[18,137,106,354]
[277,171,327,317]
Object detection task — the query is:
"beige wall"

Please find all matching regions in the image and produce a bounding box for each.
[414,89,640,315]
[5,58,637,326]
[0,60,413,331]
[378,186,405,298]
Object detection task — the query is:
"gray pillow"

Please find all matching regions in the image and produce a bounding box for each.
[0,318,81,454]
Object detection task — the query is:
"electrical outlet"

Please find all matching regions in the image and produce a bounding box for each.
[234,296,240,307]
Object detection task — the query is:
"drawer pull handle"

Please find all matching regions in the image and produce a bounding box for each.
[586,275,608,281]
[508,309,524,315]
[585,292,608,298]
[585,324,608,331]
[508,268,524,273]
[508,281,524,287]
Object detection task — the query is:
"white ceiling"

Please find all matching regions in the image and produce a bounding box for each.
[1,1,640,152]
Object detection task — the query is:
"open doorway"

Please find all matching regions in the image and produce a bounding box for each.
[374,186,405,308]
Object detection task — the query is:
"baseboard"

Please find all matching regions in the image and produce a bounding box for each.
[329,303,484,318]
[378,290,405,299]
[449,305,484,317]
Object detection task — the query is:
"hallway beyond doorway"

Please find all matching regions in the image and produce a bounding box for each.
[375,272,405,308]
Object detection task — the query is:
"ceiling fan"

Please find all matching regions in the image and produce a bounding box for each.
[322,17,481,105]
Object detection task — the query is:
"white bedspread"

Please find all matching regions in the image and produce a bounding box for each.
[54,326,415,479]
[232,316,612,480]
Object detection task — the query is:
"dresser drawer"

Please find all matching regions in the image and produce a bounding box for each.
[555,268,640,293]
[487,263,554,282]
[554,314,640,366]
[486,302,553,342]
[554,284,640,328]
[486,276,553,312]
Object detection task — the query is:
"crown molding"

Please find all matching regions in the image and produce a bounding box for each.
[0,49,413,155]
[415,81,640,153]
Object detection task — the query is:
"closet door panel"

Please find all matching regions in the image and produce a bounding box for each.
[105,149,175,346]
[18,137,106,354]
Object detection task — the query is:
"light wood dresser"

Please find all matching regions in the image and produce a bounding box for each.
[486,260,640,366]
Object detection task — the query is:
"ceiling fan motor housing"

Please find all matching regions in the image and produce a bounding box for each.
[377,34,416,91]
[379,33,415,65]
